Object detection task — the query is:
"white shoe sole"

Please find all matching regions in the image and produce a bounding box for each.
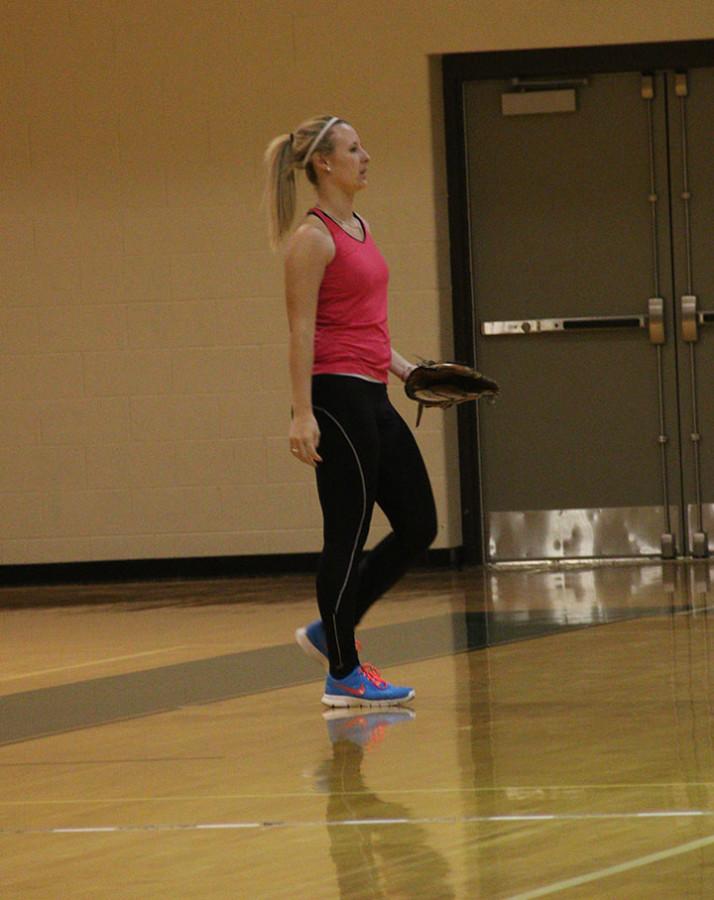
[320,690,415,709]
[295,627,329,670]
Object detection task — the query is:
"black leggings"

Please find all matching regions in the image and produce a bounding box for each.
[312,375,437,678]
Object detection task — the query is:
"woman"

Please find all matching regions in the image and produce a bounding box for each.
[264,114,437,708]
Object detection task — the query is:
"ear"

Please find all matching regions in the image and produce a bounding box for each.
[315,154,331,174]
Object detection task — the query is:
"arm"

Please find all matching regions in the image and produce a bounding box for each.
[390,347,417,383]
[284,223,334,466]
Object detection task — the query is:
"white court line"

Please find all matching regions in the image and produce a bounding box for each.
[676,603,714,616]
[507,832,714,899]
[2,809,712,835]
[0,646,188,682]
[53,827,121,834]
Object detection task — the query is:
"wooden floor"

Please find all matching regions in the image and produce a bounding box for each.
[3,561,714,898]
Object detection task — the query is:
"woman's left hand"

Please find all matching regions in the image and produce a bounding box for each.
[289,412,322,467]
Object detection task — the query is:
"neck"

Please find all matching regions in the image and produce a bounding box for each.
[315,185,356,223]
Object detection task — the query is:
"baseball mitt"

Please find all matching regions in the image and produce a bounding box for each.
[404,360,499,426]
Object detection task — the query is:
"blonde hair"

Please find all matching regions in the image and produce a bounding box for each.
[264,114,345,250]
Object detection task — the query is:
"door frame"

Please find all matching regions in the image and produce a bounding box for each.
[442,39,714,564]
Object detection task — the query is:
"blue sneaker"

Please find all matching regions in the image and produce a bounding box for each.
[321,664,414,708]
[295,620,362,670]
[295,620,329,669]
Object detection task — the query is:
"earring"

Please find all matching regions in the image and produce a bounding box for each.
[326,165,331,173]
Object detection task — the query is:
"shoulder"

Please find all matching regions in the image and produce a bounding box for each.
[285,214,335,267]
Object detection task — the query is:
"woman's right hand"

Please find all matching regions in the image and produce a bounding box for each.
[289,412,322,467]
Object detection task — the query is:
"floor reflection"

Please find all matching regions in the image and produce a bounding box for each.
[477,562,714,632]
[457,565,714,897]
[317,710,455,899]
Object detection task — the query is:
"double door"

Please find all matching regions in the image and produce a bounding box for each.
[465,68,714,561]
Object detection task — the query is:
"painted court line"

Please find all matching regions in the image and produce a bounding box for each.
[0,647,188,682]
[1,809,712,835]
[507,832,714,899]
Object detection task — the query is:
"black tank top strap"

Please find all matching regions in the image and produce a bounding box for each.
[307,207,366,243]
[308,207,331,225]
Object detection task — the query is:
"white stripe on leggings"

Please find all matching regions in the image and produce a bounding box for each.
[313,405,368,671]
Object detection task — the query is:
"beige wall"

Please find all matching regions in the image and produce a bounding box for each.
[2,0,713,566]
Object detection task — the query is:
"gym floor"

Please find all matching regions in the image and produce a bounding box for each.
[3,561,714,898]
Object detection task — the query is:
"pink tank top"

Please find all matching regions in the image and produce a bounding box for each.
[309,208,391,383]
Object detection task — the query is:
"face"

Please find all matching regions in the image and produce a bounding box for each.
[319,123,371,191]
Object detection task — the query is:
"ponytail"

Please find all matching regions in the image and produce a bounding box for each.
[263,114,344,250]
[264,133,297,251]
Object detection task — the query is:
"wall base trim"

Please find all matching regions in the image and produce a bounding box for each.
[0,548,463,593]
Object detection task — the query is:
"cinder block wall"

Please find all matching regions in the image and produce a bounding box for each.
[1,0,712,565]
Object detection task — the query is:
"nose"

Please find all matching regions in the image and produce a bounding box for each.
[361,147,370,163]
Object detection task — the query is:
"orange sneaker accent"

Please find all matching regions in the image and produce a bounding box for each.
[339,682,367,697]
[361,663,388,689]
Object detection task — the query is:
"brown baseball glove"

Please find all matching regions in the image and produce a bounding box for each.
[404,360,499,426]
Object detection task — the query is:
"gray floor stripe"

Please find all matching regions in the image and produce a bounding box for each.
[0,606,675,746]
[0,616,466,746]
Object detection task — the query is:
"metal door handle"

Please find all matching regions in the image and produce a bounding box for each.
[682,295,698,342]
[681,294,714,342]
[481,315,644,335]
[648,297,665,344]
[482,298,665,345]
